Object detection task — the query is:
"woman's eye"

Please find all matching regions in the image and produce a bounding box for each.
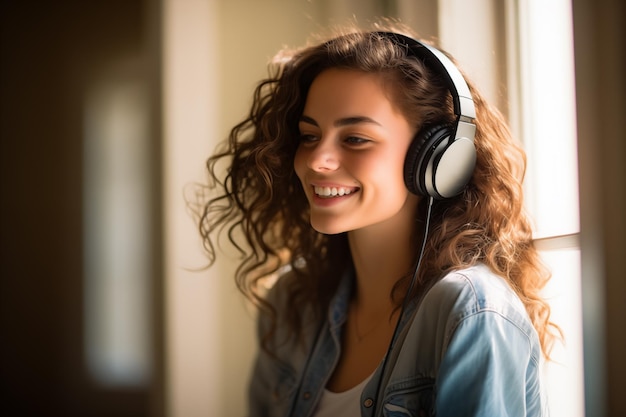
[299,133,318,143]
[344,136,369,145]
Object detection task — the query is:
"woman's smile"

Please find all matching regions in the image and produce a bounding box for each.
[313,185,358,198]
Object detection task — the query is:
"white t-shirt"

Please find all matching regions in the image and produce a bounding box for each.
[313,374,374,417]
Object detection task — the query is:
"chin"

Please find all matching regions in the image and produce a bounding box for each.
[309,218,351,235]
[310,224,346,235]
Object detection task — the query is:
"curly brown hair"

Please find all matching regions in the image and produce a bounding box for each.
[196,24,560,358]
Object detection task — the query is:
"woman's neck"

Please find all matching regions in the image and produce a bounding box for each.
[347,195,420,313]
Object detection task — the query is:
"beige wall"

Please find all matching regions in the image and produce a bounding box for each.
[2,0,621,416]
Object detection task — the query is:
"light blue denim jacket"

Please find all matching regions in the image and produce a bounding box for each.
[248,263,548,417]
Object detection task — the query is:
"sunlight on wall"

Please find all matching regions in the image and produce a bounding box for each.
[163,0,222,415]
[83,68,152,386]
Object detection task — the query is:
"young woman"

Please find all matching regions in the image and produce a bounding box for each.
[198,24,559,417]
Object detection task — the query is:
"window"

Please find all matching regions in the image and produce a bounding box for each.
[513,1,584,415]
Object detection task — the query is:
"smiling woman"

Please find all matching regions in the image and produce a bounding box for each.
[196,24,559,417]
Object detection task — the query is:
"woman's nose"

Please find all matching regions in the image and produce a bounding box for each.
[307,139,340,172]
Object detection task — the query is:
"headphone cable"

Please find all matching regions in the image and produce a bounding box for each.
[372,195,435,415]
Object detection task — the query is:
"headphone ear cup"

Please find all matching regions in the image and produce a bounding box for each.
[404,124,452,196]
[432,134,476,198]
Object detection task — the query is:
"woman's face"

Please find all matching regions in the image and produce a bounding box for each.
[294,68,418,235]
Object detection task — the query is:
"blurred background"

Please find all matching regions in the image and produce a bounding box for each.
[0,0,623,416]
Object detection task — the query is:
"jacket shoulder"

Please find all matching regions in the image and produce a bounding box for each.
[419,264,536,346]
[425,264,527,316]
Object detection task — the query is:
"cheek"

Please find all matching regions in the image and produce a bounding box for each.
[363,150,407,185]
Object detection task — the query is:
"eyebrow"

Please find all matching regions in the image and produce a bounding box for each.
[299,115,382,127]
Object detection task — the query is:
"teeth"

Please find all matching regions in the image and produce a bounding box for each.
[314,186,355,197]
